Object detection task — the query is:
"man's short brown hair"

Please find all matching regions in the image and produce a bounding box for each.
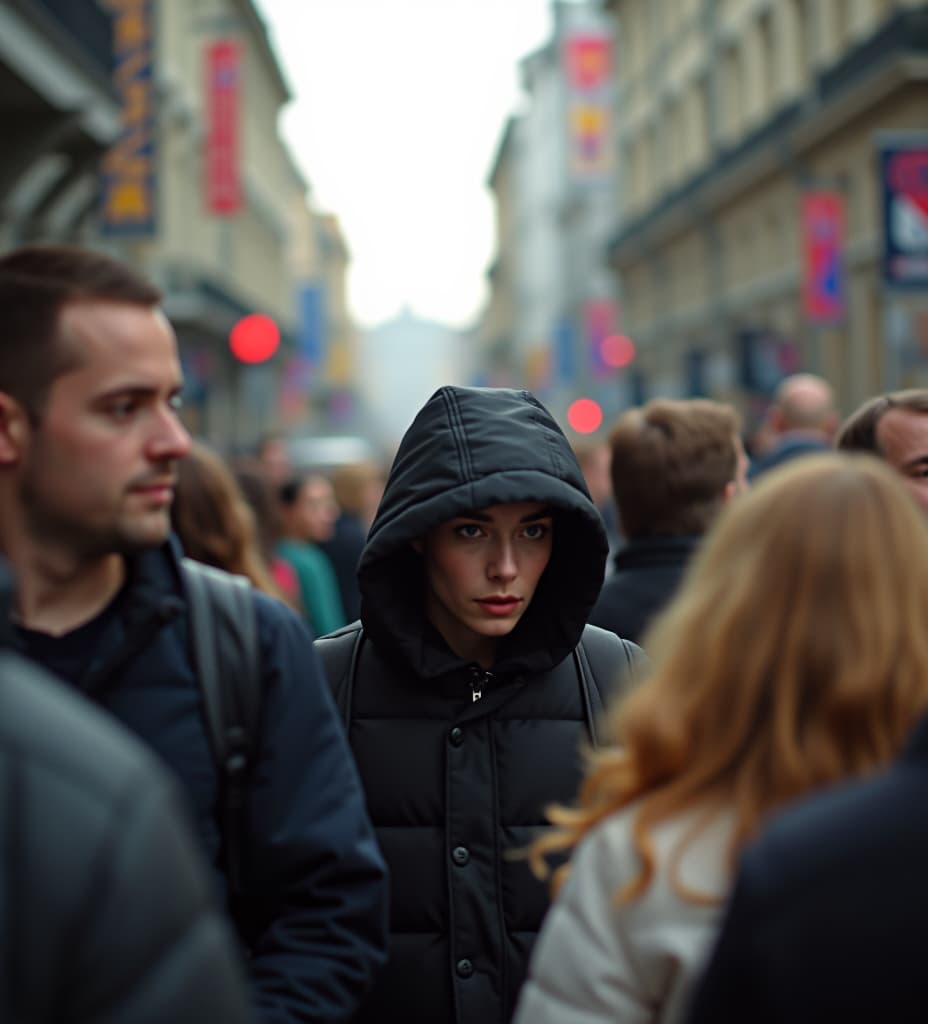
[0,244,162,419]
[609,398,741,538]
[836,390,928,455]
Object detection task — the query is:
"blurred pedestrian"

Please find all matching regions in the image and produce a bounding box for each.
[574,438,622,573]
[0,244,388,1023]
[516,453,928,1024]
[0,559,252,1023]
[315,385,644,1024]
[687,697,928,1023]
[749,373,838,480]
[172,440,285,599]
[234,464,302,607]
[836,388,928,513]
[589,398,748,644]
[255,430,292,487]
[320,459,385,622]
[278,473,347,635]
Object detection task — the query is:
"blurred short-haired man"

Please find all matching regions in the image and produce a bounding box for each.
[836,389,928,514]
[749,373,839,480]
[589,398,748,644]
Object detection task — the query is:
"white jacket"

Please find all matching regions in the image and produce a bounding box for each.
[513,804,733,1024]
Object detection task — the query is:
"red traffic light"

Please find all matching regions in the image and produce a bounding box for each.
[567,398,603,434]
[230,314,280,364]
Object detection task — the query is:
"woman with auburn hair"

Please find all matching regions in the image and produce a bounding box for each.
[515,452,928,1024]
[171,441,284,601]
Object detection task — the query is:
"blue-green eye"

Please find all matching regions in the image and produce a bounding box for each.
[454,524,483,539]
[522,523,550,540]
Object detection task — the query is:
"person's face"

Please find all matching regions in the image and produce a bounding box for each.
[418,501,554,666]
[877,408,928,514]
[259,437,291,485]
[293,476,339,543]
[15,301,191,556]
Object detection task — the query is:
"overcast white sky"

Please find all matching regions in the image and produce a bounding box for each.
[254,0,557,328]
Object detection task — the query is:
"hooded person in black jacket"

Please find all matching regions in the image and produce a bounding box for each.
[316,385,644,1024]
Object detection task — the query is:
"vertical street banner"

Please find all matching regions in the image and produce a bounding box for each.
[205,40,242,214]
[584,298,617,376]
[801,191,846,324]
[563,31,612,183]
[100,0,156,236]
[879,139,928,288]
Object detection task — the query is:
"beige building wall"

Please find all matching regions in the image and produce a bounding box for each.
[155,0,297,325]
[607,0,928,419]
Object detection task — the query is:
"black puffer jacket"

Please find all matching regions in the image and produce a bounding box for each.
[0,650,251,1023]
[316,386,643,1024]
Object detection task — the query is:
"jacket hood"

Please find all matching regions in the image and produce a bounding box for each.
[358,386,608,678]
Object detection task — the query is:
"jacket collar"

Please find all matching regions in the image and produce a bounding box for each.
[79,537,186,696]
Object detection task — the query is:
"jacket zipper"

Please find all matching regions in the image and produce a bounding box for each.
[469,667,492,702]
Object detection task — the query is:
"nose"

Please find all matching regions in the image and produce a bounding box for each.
[147,404,191,462]
[488,539,518,584]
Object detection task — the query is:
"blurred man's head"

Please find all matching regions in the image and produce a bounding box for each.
[769,374,839,440]
[609,398,747,539]
[836,389,928,514]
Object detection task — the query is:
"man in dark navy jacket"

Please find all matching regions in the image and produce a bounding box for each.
[688,714,928,1023]
[0,245,388,1023]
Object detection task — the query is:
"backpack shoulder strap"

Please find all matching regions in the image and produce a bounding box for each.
[181,558,260,895]
[314,624,364,732]
[574,624,646,748]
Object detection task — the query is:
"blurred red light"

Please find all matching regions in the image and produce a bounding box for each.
[567,398,603,434]
[600,334,636,368]
[230,313,280,364]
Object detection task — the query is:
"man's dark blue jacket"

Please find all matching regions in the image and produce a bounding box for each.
[14,538,388,1024]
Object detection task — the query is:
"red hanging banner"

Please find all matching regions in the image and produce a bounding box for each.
[205,40,242,214]
[801,191,846,324]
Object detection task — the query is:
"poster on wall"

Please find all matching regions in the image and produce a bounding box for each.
[205,39,242,214]
[801,191,846,324]
[879,137,928,289]
[100,0,156,236]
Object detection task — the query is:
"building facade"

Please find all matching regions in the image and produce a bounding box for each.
[606,0,928,426]
[481,0,625,425]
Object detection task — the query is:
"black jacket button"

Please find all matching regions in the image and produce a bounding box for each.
[452,846,470,866]
[449,727,464,746]
[456,958,474,979]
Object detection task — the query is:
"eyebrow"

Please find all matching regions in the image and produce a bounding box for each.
[92,381,185,403]
[457,507,554,524]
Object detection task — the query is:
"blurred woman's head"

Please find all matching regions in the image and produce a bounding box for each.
[535,453,928,898]
[172,441,281,598]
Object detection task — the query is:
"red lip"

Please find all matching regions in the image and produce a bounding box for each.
[475,597,522,616]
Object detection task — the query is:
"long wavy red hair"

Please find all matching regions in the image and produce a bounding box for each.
[531,453,928,902]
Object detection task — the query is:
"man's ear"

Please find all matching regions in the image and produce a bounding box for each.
[0,393,30,465]
[722,480,737,504]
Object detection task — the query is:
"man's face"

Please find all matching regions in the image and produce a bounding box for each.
[876,408,928,514]
[419,501,554,664]
[17,301,191,556]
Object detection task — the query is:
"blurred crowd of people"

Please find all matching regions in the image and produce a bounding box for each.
[3,242,928,1024]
